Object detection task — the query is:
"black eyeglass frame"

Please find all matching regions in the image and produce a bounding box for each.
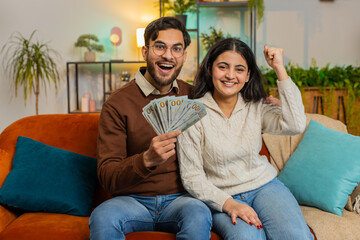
[146,43,185,58]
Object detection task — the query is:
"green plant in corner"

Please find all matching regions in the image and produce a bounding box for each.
[1,30,60,115]
[248,0,265,24]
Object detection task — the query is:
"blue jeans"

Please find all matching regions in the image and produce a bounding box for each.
[89,193,212,240]
[212,178,313,240]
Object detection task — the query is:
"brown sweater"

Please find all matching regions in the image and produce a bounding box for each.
[97,79,192,196]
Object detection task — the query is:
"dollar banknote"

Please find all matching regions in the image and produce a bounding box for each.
[142,96,207,135]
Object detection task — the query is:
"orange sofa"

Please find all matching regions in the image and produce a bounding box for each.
[0,114,221,240]
[0,114,316,239]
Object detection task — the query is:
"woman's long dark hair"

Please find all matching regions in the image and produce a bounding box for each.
[190,38,266,102]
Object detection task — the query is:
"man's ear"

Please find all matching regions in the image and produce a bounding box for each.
[142,46,148,61]
[183,50,187,63]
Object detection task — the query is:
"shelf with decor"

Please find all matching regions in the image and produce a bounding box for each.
[196,0,256,65]
[66,60,145,113]
[159,0,256,80]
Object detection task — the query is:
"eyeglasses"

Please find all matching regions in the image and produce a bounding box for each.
[148,43,185,58]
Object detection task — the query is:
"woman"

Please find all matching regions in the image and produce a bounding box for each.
[177,38,313,240]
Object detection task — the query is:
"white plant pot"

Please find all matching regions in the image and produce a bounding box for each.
[84,51,96,62]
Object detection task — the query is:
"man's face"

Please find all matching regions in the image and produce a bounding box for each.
[142,29,187,90]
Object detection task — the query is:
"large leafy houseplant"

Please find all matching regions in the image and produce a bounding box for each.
[1,31,60,115]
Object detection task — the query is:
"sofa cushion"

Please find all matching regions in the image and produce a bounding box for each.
[301,206,360,240]
[0,213,222,240]
[278,120,360,216]
[0,136,97,217]
[0,213,90,240]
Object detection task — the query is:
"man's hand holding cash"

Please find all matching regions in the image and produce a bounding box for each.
[142,96,207,135]
[142,96,207,168]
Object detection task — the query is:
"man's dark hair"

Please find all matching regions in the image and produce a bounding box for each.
[144,17,191,49]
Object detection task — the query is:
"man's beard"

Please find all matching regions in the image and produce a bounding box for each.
[147,59,182,87]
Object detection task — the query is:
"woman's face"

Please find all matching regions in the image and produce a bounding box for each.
[211,50,250,101]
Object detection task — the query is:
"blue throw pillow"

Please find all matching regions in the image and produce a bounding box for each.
[278,120,360,216]
[0,136,97,216]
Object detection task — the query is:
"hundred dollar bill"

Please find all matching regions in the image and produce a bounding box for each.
[142,96,207,135]
[169,100,206,130]
[142,103,163,135]
[168,100,207,132]
[168,96,187,126]
[152,97,169,133]
[177,108,207,132]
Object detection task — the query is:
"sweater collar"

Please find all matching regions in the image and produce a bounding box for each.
[201,92,247,117]
[135,67,179,96]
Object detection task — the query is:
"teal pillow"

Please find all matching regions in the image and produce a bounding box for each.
[278,120,360,216]
[0,136,97,216]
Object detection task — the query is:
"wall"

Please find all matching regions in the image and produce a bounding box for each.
[0,0,359,132]
[256,0,360,68]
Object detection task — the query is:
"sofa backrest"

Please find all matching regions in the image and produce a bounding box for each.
[0,114,111,208]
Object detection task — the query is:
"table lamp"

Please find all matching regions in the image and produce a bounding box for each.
[110,27,122,60]
[136,28,145,60]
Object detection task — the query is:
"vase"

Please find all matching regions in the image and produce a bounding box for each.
[175,15,187,28]
[84,51,96,62]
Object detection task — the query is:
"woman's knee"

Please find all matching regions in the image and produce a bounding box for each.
[213,213,266,240]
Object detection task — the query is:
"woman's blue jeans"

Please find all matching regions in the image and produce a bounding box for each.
[212,178,314,240]
[89,193,212,240]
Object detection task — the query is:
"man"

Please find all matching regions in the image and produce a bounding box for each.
[89,17,212,240]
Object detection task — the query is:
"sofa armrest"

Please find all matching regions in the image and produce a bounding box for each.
[0,149,13,187]
[0,148,18,232]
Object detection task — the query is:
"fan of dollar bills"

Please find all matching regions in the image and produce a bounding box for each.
[142,96,207,135]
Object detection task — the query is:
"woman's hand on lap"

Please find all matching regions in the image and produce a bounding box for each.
[222,198,263,229]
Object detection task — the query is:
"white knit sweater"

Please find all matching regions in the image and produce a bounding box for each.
[177,78,306,212]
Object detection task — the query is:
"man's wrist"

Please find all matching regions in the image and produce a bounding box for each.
[143,150,151,168]
[143,150,156,170]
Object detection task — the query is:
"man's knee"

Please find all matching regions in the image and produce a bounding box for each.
[177,197,212,229]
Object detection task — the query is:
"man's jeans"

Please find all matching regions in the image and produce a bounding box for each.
[212,178,314,240]
[89,193,212,240]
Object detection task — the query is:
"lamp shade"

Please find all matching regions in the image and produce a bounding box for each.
[110,27,122,46]
[136,28,145,47]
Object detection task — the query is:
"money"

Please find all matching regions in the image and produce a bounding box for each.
[142,96,207,135]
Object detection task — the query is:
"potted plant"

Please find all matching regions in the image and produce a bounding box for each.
[1,30,60,115]
[200,26,240,51]
[248,0,265,24]
[74,34,104,62]
[161,0,196,26]
[262,62,360,136]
